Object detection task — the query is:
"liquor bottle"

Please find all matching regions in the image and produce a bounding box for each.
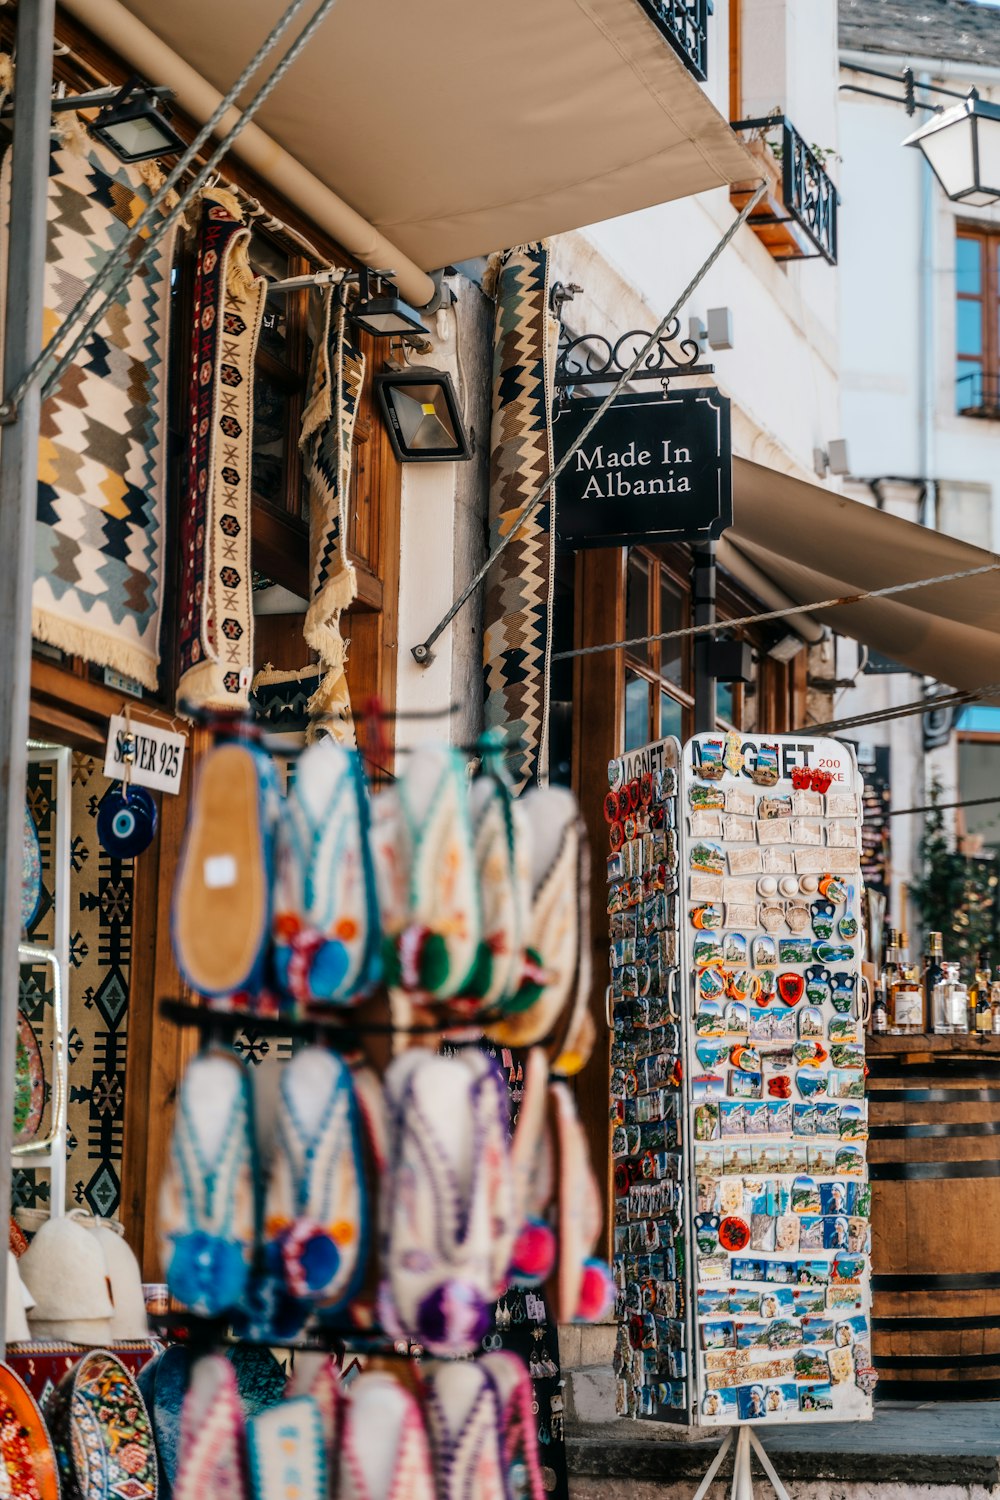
[975,951,993,1035]
[881,929,900,1035]
[891,931,924,1034]
[923,932,945,1021]
[991,978,1000,1035]
[871,977,888,1035]
[935,962,968,1035]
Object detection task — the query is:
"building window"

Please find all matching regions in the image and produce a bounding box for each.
[956,227,1000,417]
[623,550,693,749]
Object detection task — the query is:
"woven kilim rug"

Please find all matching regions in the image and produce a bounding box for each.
[298,286,365,742]
[177,193,266,710]
[482,244,558,794]
[17,754,134,1218]
[0,137,177,690]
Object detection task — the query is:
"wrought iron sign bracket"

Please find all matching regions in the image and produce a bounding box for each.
[554,323,715,390]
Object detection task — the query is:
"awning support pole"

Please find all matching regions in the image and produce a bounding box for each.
[693,542,717,734]
[0,0,56,1356]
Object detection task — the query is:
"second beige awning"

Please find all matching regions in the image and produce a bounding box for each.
[730,458,1000,692]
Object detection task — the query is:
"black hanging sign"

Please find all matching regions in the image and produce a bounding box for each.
[553,388,732,550]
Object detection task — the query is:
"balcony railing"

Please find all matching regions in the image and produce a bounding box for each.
[636,0,710,82]
[730,116,839,266]
[957,368,1000,419]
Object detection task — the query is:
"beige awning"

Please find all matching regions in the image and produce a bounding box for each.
[63,0,755,300]
[731,458,1000,692]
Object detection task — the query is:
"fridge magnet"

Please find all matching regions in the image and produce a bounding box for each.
[797,1006,824,1038]
[795,1069,828,1099]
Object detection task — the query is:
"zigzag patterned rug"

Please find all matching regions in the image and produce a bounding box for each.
[483,245,557,793]
[0,136,177,690]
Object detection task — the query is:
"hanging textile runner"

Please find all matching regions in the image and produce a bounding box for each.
[0,134,177,690]
[297,287,365,742]
[482,243,557,794]
[177,194,266,710]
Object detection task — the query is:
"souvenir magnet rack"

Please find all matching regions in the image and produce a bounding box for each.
[609,732,874,1493]
[12,743,71,1217]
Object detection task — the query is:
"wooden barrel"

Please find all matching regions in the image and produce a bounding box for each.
[867,1037,1000,1398]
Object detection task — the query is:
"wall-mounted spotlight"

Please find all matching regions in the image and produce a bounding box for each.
[813,439,850,478]
[88,76,186,163]
[375,366,472,462]
[688,307,735,353]
[349,267,429,339]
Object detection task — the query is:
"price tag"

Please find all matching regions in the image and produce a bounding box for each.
[103,714,186,796]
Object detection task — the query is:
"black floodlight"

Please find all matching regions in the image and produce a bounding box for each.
[376,366,472,462]
[348,267,429,338]
[89,76,185,164]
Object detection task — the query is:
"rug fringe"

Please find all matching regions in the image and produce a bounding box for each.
[31,606,159,691]
[176,657,248,714]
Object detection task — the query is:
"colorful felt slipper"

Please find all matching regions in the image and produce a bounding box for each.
[247,1395,326,1500]
[261,1046,367,1314]
[336,1372,434,1500]
[480,1351,546,1500]
[486,786,589,1048]
[174,1356,248,1500]
[272,739,381,1006]
[158,1050,257,1317]
[505,1046,557,1289]
[424,1361,506,1500]
[173,741,282,999]
[286,1357,343,1474]
[373,746,485,1002]
[546,1080,614,1325]
[379,1049,512,1355]
[467,762,532,1012]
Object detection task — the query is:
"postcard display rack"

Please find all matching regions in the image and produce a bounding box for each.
[609,733,874,1489]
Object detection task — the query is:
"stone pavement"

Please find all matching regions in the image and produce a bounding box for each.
[568,1400,1000,1493]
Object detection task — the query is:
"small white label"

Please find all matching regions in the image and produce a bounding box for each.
[103,667,144,699]
[103,713,186,795]
[204,854,237,889]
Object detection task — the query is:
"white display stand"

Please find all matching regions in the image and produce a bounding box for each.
[692,1426,791,1500]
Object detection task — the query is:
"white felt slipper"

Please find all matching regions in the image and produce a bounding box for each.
[380,1049,512,1354]
[424,1361,506,1500]
[486,786,588,1047]
[174,1355,248,1500]
[373,747,484,1000]
[158,1050,257,1317]
[480,1350,547,1500]
[247,1394,326,1500]
[547,1080,614,1325]
[503,1046,557,1291]
[263,1047,367,1312]
[336,1371,434,1500]
[467,770,531,1010]
[272,739,381,1006]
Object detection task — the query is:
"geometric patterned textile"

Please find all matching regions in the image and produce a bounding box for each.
[482,244,557,794]
[297,288,365,742]
[16,755,134,1218]
[0,137,177,691]
[177,193,266,710]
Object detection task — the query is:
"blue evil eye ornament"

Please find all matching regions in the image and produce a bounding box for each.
[97,783,157,857]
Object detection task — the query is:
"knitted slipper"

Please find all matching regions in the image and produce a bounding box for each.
[380,1049,511,1355]
[174,1356,248,1500]
[424,1361,506,1500]
[247,1395,326,1500]
[480,1351,546,1500]
[505,1047,557,1290]
[336,1372,434,1500]
[262,1047,367,1314]
[486,787,588,1047]
[546,1081,613,1325]
[173,742,281,998]
[158,1050,257,1317]
[374,746,485,1001]
[286,1357,342,1471]
[137,1345,196,1498]
[272,740,381,1006]
[466,768,531,1011]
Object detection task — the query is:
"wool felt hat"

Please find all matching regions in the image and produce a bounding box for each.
[5,1250,31,1343]
[19,1215,114,1345]
[81,1214,150,1339]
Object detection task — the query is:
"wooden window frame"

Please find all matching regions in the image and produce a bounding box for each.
[956,224,1000,415]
